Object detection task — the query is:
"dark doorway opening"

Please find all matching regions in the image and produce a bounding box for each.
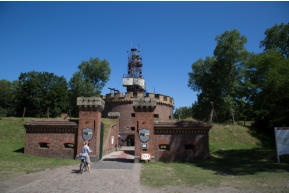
[126,135,135,146]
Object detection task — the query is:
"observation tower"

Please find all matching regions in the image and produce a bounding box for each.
[101,48,174,146]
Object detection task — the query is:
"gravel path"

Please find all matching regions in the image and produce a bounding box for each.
[0,149,261,193]
[0,149,143,193]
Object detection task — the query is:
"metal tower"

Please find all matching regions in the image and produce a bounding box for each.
[122,48,146,92]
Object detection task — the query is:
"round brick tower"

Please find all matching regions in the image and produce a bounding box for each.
[101,48,174,145]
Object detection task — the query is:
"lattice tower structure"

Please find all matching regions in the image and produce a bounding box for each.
[123,48,145,92]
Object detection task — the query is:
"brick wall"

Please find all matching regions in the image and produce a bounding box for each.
[24,121,78,159]
[153,121,211,162]
[103,102,173,141]
[154,134,209,161]
[77,109,101,161]
[24,132,76,159]
[134,112,156,159]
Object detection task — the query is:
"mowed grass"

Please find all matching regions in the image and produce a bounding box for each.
[141,123,289,192]
[0,117,79,180]
[0,117,106,180]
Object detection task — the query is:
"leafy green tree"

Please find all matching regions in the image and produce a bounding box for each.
[0,79,18,116]
[188,30,248,122]
[174,106,193,119]
[69,57,111,116]
[243,50,289,135]
[16,71,68,117]
[78,57,111,95]
[260,22,289,58]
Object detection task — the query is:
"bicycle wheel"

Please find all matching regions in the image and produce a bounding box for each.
[80,161,84,174]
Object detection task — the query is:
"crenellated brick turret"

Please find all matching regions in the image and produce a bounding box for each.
[101,92,174,145]
[101,92,174,107]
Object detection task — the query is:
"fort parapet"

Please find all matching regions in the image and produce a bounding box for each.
[101,92,174,107]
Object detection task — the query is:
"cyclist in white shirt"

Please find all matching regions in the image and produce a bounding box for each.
[82,141,92,172]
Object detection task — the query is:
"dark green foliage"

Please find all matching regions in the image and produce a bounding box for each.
[261,22,289,58]
[68,57,111,116]
[78,57,111,94]
[0,80,18,116]
[189,23,289,139]
[16,71,68,117]
[188,30,248,122]
[174,106,193,119]
[243,50,289,135]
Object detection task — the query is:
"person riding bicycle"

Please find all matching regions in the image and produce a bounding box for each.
[82,141,92,172]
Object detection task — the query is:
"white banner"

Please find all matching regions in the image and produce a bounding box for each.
[274,127,289,163]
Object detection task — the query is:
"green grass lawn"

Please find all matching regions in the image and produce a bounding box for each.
[0,117,115,180]
[0,117,79,180]
[141,123,289,192]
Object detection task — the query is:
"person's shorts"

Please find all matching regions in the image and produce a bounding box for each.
[85,155,91,164]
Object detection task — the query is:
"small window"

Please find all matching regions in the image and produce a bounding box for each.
[131,113,135,117]
[154,114,159,118]
[164,96,167,101]
[64,143,74,149]
[169,115,172,119]
[133,92,137,97]
[155,94,160,99]
[159,144,170,150]
[131,127,135,131]
[39,143,49,149]
[185,144,194,150]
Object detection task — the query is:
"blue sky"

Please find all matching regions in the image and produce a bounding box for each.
[0,2,289,108]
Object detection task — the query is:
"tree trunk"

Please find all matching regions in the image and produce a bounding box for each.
[47,107,49,118]
[209,101,214,123]
[22,107,26,119]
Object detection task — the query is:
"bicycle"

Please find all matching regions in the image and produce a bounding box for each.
[77,154,88,174]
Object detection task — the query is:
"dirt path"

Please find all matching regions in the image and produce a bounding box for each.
[0,149,260,193]
[0,149,143,193]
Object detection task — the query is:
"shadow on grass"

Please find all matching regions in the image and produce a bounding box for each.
[14,147,24,153]
[247,125,275,148]
[194,148,289,176]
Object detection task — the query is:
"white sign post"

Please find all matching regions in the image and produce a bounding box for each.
[274,127,289,163]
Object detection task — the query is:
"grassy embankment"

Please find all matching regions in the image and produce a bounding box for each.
[0,117,115,180]
[141,122,289,192]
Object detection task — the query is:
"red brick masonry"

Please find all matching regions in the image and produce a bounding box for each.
[154,121,212,161]
[24,120,78,159]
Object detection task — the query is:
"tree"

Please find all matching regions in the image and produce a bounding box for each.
[69,57,111,116]
[16,71,68,117]
[0,79,17,116]
[260,22,289,58]
[243,50,289,135]
[188,30,248,122]
[78,57,111,95]
[174,106,193,120]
